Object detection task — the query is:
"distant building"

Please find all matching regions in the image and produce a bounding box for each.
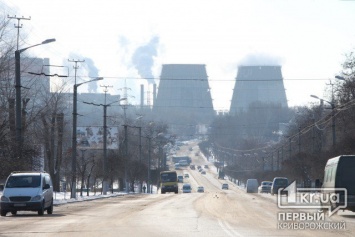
[21,57,51,100]
[61,92,124,127]
[153,64,215,136]
[230,66,288,114]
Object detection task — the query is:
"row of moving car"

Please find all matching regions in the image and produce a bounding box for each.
[245,177,289,195]
[182,184,205,193]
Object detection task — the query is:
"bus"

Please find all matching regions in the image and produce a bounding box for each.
[160,171,178,194]
[322,155,355,212]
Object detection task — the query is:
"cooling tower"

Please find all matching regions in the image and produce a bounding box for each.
[153,64,215,135]
[230,66,288,114]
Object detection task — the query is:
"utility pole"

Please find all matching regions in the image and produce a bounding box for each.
[298,126,301,154]
[68,59,85,199]
[9,15,30,156]
[271,151,274,171]
[80,149,87,197]
[277,148,281,170]
[147,136,151,194]
[101,85,112,194]
[83,88,124,195]
[8,15,31,50]
[119,82,132,193]
[124,124,128,193]
[327,80,336,146]
[289,137,292,159]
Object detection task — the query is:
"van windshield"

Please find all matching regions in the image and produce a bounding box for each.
[5,175,41,188]
[275,179,288,186]
[161,172,177,182]
[338,159,355,195]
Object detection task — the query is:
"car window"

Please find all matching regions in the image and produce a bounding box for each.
[6,175,41,188]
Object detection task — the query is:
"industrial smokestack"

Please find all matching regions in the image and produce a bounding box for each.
[153,84,157,106]
[140,84,144,109]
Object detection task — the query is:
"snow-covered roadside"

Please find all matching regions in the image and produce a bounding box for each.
[52,192,126,205]
[0,185,158,206]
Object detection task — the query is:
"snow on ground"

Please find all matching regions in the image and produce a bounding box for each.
[0,185,158,206]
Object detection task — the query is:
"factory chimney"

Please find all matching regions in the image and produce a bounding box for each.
[140,84,144,109]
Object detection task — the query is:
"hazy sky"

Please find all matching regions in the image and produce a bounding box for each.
[2,0,355,111]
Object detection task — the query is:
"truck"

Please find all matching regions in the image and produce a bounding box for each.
[172,156,191,165]
[160,170,178,194]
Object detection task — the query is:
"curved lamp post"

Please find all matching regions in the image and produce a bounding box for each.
[310,94,336,146]
[83,97,126,195]
[71,77,103,199]
[15,38,56,147]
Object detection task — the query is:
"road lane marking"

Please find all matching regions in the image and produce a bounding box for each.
[218,219,244,237]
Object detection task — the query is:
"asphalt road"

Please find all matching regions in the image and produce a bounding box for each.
[1,141,355,236]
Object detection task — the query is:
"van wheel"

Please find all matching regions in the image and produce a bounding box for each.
[331,201,339,213]
[11,211,17,215]
[38,202,45,216]
[1,210,7,216]
[47,200,53,214]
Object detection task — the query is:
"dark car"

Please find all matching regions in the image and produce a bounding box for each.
[222,183,229,190]
[197,186,204,193]
[258,181,272,193]
[271,177,289,195]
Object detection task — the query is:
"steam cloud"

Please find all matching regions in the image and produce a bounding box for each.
[84,57,99,93]
[67,54,100,93]
[132,36,159,84]
[238,53,283,66]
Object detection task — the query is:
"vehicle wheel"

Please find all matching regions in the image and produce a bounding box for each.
[11,211,17,215]
[1,210,7,216]
[38,202,44,216]
[331,201,339,213]
[47,200,53,214]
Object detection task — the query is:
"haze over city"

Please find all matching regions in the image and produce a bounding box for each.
[2,0,355,111]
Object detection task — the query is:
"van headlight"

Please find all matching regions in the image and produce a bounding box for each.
[1,196,9,202]
[31,195,42,202]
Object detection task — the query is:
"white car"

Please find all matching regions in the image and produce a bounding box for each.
[1,171,54,216]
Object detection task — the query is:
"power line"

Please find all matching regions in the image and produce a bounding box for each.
[59,75,333,82]
[8,15,31,50]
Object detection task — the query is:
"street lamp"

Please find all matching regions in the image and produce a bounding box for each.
[15,38,56,147]
[71,77,103,199]
[335,75,346,81]
[83,97,126,195]
[310,94,336,146]
[146,132,164,194]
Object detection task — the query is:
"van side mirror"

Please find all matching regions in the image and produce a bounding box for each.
[43,184,50,189]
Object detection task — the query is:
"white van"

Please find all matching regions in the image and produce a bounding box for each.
[321,155,355,212]
[0,171,53,216]
[246,179,259,193]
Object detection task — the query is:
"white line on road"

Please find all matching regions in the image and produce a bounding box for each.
[218,218,244,237]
